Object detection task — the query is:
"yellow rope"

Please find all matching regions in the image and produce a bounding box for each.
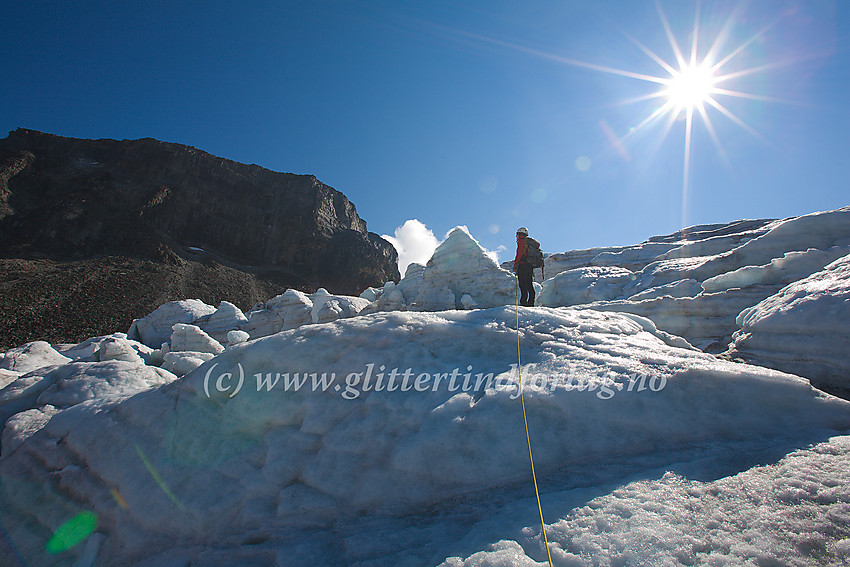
[516,283,554,567]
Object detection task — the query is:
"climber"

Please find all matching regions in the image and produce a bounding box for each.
[513,227,542,307]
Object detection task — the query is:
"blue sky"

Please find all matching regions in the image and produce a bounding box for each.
[3,1,848,266]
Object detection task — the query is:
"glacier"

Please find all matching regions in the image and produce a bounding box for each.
[1,207,850,566]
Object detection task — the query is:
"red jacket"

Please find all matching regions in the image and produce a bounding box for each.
[513,235,528,267]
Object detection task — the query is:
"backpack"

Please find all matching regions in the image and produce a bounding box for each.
[525,237,544,269]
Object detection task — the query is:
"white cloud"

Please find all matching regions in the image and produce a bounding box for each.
[486,245,507,265]
[382,219,440,276]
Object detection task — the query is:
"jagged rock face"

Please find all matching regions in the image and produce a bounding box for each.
[0,128,398,292]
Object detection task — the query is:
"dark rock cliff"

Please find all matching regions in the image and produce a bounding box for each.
[0,128,399,348]
[0,128,398,289]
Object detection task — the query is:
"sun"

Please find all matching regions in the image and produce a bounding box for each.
[547,2,788,226]
[663,61,718,112]
[440,1,784,226]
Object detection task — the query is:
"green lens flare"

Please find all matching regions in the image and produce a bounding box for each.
[135,443,183,508]
[45,511,98,554]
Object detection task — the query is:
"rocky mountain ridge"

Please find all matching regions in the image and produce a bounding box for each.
[0,128,399,348]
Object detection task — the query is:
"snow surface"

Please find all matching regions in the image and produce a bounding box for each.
[0,369,19,390]
[441,435,850,566]
[3,208,850,565]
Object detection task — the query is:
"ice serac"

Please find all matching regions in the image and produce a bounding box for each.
[379,226,516,311]
[0,341,71,374]
[203,301,249,344]
[58,333,154,364]
[1,307,848,565]
[127,299,217,348]
[539,207,850,350]
[727,253,850,391]
[121,287,370,346]
[537,266,634,306]
[169,323,224,355]
[701,207,850,274]
[580,286,778,352]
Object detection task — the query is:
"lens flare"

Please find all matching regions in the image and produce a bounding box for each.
[135,443,183,508]
[46,511,98,554]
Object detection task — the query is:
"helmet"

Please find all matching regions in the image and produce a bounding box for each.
[516,227,529,236]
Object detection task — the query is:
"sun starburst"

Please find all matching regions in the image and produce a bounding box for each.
[429,2,793,226]
[663,61,718,112]
[596,1,791,225]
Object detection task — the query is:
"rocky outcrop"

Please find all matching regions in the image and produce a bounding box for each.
[0,129,399,347]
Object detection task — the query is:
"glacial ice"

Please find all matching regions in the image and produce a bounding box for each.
[0,341,72,374]
[1,307,848,565]
[727,253,850,390]
[3,206,850,565]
